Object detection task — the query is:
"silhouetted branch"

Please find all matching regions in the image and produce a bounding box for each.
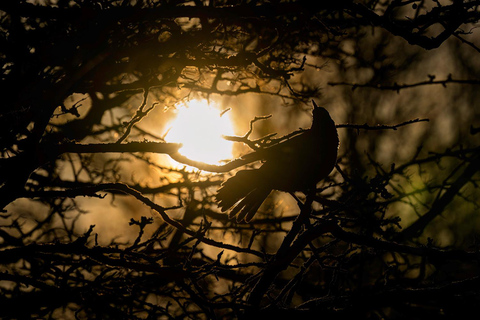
[169,152,255,172]
[297,276,480,312]
[223,115,273,149]
[116,88,157,143]
[392,146,480,175]
[26,175,222,195]
[347,1,472,50]
[337,118,429,131]
[247,191,317,306]
[0,1,348,20]
[58,141,182,155]
[329,75,480,92]
[20,183,267,258]
[3,0,480,318]
[397,154,480,241]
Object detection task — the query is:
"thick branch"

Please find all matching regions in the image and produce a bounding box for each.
[58,141,182,155]
[348,2,466,49]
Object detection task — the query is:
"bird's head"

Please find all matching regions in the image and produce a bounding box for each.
[311,100,334,126]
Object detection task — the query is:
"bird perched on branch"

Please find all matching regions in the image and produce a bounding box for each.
[216,101,338,222]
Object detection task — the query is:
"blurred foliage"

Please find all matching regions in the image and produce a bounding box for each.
[1,0,480,319]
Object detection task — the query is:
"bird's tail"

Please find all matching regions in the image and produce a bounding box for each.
[216,170,271,222]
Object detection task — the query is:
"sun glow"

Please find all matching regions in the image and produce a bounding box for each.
[165,99,235,165]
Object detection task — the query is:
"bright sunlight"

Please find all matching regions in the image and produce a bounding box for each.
[165,99,235,165]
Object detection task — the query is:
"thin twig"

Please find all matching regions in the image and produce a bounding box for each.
[337,118,429,131]
[329,74,480,92]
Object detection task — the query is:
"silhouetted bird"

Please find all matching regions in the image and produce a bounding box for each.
[216,101,338,222]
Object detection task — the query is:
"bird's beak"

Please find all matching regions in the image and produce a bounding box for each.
[312,100,319,110]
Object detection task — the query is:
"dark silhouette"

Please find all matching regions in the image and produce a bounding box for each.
[216,101,338,222]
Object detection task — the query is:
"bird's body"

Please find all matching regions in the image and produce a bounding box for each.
[216,102,338,222]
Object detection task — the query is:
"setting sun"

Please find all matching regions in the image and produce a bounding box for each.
[165,99,235,165]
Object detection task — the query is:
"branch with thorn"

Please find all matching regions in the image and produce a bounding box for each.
[329,74,480,92]
[337,118,429,131]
